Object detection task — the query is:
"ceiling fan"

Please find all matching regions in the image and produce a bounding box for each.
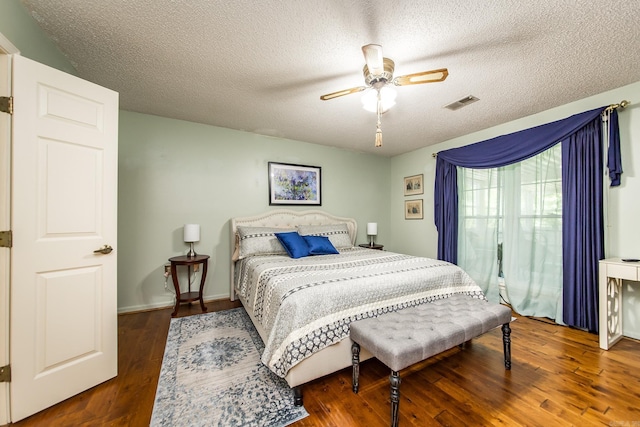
[320,44,448,147]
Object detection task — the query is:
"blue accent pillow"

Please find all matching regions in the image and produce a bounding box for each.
[274,232,310,259]
[303,235,339,255]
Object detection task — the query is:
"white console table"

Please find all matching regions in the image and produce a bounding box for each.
[598,258,638,350]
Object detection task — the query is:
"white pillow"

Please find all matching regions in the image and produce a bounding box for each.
[296,223,353,249]
[236,226,294,259]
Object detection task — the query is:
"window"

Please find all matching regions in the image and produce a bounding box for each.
[458,144,563,320]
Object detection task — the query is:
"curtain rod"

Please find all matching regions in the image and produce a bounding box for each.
[432,100,632,158]
[605,99,630,113]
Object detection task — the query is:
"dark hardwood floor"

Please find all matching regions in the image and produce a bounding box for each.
[12,299,640,426]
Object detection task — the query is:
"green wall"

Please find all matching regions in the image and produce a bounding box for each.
[118,112,390,311]
[1,4,391,313]
[0,1,76,74]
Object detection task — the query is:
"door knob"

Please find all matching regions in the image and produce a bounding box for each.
[93,245,113,254]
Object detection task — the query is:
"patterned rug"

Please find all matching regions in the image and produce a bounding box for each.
[151,307,309,427]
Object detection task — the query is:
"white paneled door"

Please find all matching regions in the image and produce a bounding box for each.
[10,55,118,421]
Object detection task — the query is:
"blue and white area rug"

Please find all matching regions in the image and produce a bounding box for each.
[151,308,309,427]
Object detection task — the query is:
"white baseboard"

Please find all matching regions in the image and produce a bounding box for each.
[117,292,232,314]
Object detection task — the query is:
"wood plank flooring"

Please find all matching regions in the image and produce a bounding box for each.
[12,300,640,426]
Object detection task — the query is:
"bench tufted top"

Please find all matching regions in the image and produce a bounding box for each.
[350,294,512,372]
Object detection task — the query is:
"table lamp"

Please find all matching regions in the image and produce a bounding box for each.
[367,222,377,247]
[183,224,200,257]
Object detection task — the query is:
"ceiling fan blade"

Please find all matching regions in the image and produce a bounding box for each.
[320,86,367,101]
[362,44,384,75]
[392,68,449,86]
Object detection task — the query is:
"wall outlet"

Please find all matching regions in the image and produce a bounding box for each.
[193,264,200,272]
[164,264,171,276]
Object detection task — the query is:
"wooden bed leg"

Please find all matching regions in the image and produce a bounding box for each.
[293,386,303,406]
[502,323,512,370]
[351,342,360,393]
[390,370,401,427]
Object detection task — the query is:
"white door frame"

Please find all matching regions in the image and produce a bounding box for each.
[0,32,19,425]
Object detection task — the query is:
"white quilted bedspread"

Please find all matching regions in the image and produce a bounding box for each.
[234,247,483,378]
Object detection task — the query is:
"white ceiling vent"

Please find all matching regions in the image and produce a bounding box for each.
[444,95,479,111]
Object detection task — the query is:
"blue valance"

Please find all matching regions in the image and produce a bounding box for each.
[435,107,606,169]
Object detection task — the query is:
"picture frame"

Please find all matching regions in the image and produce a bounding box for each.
[268,162,321,205]
[405,199,423,220]
[404,174,424,196]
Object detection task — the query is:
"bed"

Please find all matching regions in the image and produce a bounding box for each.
[230,209,483,400]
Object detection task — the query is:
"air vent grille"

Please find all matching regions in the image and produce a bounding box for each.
[444,95,479,111]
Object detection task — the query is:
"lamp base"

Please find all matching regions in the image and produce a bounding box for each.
[187,242,197,258]
[369,236,375,247]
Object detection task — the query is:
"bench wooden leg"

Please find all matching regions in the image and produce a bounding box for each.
[390,370,401,427]
[352,342,360,393]
[293,386,303,406]
[502,323,511,370]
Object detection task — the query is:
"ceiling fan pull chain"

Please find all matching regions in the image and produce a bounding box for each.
[375,91,383,147]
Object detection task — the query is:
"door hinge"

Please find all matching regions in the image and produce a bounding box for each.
[0,96,13,115]
[0,230,12,248]
[0,365,10,383]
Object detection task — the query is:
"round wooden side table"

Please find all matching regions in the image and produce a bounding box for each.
[168,254,209,317]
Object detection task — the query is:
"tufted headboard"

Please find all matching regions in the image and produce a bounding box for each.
[229,209,358,300]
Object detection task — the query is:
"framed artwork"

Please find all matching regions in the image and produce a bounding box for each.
[405,199,423,220]
[404,174,424,196]
[268,162,321,205]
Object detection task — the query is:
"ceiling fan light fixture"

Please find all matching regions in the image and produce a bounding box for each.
[363,58,395,86]
[319,43,450,149]
[361,86,396,113]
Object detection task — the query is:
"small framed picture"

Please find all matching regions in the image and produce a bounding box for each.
[404,174,424,196]
[405,199,423,220]
[268,162,321,205]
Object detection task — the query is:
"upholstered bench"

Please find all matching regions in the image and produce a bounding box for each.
[350,294,512,427]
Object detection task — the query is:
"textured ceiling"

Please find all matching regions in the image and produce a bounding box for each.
[19,0,640,156]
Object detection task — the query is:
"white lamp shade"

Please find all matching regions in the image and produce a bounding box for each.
[183,224,200,242]
[367,222,378,235]
[361,87,397,113]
